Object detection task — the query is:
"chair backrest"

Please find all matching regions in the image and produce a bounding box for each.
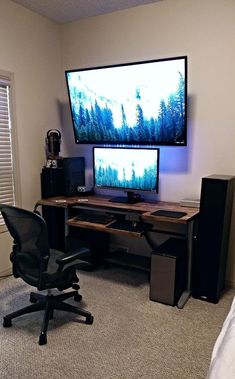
[0,204,50,287]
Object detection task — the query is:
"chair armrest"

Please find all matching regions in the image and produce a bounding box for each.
[56,247,90,269]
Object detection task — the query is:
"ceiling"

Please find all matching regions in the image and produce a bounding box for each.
[11,0,163,24]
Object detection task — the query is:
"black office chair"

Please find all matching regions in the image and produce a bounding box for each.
[0,204,93,345]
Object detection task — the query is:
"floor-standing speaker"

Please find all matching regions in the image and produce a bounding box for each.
[192,175,235,303]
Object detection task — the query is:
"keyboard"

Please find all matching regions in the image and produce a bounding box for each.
[75,211,114,225]
[107,220,153,233]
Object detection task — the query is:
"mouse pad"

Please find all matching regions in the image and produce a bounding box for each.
[151,210,187,218]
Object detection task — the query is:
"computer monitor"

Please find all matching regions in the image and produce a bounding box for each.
[93,146,160,204]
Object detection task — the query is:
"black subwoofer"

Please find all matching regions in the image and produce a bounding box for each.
[192,175,235,303]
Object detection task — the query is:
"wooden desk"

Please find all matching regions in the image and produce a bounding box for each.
[37,194,198,223]
[36,195,199,308]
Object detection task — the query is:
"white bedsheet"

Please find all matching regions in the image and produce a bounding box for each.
[207,297,235,379]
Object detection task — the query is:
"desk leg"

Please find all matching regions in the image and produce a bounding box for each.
[177,219,195,309]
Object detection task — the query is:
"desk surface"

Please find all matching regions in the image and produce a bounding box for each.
[37,195,199,225]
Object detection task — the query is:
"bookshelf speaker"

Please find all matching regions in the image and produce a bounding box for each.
[41,168,64,199]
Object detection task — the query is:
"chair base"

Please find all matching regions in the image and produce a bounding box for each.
[3,290,93,345]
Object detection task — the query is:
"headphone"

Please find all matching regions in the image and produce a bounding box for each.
[46,129,61,157]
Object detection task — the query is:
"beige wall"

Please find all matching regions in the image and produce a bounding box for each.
[0,0,63,274]
[61,0,235,198]
[1,0,235,285]
[60,0,235,285]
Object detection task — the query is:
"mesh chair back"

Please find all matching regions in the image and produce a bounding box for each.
[0,204,50,286]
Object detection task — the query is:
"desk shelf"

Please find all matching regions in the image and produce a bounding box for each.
[67,217,145,237]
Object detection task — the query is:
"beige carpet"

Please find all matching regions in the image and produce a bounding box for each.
[0,267,234,379]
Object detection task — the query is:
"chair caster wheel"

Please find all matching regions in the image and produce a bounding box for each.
[74,293,82,302]
[39,333,47,345]
[85,315,94,325]
[29,294,37,303]
[3,318,12,327]
[72,283,80,290]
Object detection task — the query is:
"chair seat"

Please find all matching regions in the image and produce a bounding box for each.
[42,249,90,291]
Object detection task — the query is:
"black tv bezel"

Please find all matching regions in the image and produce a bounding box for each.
[65,55,188,146]
[92,146,160,195]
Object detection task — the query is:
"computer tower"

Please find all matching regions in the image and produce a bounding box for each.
[150,238,187,306]
[41,157,85,198]
[41,168,64,199]
[192,175,235,303]
[63,157,85,196]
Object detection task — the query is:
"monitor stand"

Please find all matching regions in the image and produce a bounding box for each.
[109,191,144,204]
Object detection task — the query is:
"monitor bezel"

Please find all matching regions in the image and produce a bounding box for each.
[65,55,187,146]
[92,146,160,195]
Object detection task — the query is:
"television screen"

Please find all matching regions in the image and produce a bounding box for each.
[65,56,187,145]
[93,147,159,203]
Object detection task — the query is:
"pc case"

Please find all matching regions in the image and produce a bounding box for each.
[150,238,187,306]
[63,157,85,196]
[41,157,85,198]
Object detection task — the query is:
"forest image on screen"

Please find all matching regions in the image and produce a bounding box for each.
[66,57,186,145]
[94,148,158,192]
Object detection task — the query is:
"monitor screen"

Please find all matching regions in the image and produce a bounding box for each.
[93,147,159,203]
[65,56,187,145]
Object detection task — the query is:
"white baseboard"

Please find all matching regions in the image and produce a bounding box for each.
[0,267,12,277]
[225,279,235,289]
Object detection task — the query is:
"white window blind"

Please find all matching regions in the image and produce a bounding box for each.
[0,76,15,227]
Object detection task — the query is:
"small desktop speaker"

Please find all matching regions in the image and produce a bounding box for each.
[192,175,235,303]
[150,238,187,306]
[41,157,85,198]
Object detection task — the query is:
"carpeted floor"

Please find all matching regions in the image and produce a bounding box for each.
[0,266,234,379]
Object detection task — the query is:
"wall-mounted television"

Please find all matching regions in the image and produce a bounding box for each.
[65,56,187,145]
[93,146,160,204]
